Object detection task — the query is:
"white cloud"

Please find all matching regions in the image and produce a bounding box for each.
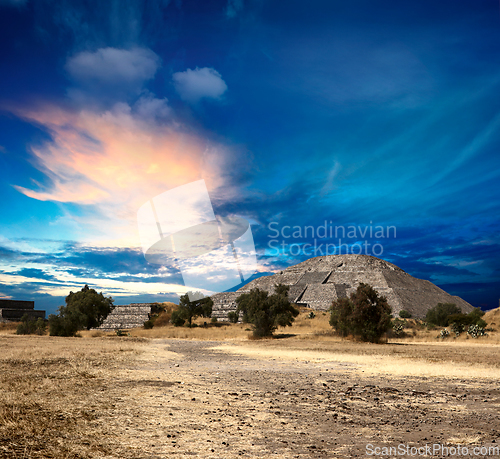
[65,47,161,100]
[225,0,243,18]
[134,94,171,120]
[172,67,228,104]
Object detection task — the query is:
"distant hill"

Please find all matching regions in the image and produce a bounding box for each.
[484,306,500,330]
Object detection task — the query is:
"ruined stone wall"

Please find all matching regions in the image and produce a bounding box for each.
[96,303,153,330]
[0,299,46,322]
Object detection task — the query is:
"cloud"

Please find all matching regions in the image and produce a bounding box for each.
[225,0,243,18]
[9,98,235,247]
[134,93,171,120]
[14,268,58,281]
[65,47,161,101]
[173,67,228,103]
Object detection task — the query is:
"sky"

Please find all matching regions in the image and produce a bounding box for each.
[1,0,500,313]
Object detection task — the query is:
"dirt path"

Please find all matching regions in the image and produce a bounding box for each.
[99,339,500,458]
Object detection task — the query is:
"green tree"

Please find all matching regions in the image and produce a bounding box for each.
[48,285,114,336]
[235,284,299,338]
[329,283,392,343]
[172,293,213,327]
[425,303,461,327]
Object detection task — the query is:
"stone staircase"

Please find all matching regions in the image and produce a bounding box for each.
[96,303,153,331]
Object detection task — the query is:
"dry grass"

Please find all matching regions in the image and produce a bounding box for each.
[151,302,178,327]
[0,322,20,333]
[77,306,500,344]
[0,335,145,458]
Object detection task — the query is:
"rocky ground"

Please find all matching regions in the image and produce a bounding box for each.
[1,336,499,458]
[104,339,500,458]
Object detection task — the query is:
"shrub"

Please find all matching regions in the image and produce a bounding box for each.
[425,303,461,327]
[391,318,406,336]
[16,315,47,335]
[329,283,392,343]
[399,310,412,319]
[48,314,80,337]
[143,319,154,329]
[227,311,239,323]
[171,309,186,327]
[467,324,487,338]
[235,284,299,338]
[450,321,464,337]
[439,329,450,339]
[211,316,218,323]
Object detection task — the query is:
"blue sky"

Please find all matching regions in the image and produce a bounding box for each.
[1,0,499,313]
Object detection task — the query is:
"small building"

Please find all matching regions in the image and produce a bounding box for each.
[0,299,46,322]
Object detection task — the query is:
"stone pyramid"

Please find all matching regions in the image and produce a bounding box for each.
[96,303,153,331]
[211,254,474,320]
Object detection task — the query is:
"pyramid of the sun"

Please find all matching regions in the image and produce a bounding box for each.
[211,254,474,320]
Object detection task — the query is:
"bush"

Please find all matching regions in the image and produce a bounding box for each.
[307,311,316,319]
[49,285,114,336]
[329,283,392,343]
[171,309,186,327]
[227,311,239,323]
[211,316,218,323]
[439,329,450,339]
[235,284,299,338]
[425,303,461,327]
[399,310,412,319]
[391,318,406,336]
[467,324,487,338]
[450,321,464,337]
[48,314,80,337]
[16,315,47,335]
[143,319,154,329]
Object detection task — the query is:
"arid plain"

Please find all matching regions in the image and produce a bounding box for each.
[1,308,499,458]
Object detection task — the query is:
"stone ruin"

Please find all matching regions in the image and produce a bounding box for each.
[0,299,45,322]
[211,254,474,320]
[95,303,155,331]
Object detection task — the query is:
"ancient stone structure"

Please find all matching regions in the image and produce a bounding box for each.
[96,303,153,331]
[0,299,45,322]
[211,254,474,320]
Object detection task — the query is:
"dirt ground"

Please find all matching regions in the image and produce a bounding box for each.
[1,334,499,458]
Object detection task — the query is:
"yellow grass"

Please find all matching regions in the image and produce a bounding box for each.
[0,334,146,458]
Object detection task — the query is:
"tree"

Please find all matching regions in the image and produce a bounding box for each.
[235,284,299,338]
[48,285,114,336]
[329,283,392,343]
[172,293,213,327]
[425,303,461,327]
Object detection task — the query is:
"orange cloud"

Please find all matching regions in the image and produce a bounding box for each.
[11,100,229,246]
